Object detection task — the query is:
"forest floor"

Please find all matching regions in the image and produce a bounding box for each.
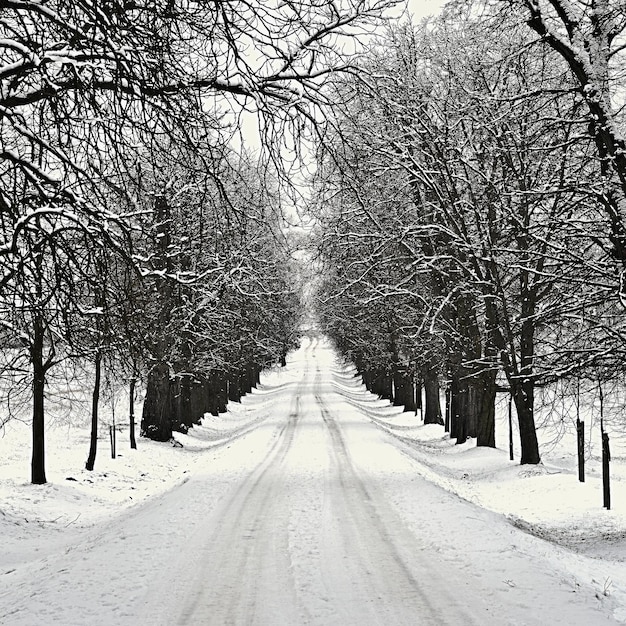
[0,337,625,624]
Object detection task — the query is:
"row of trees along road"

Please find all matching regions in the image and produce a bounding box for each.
[0,0,398,484]
[312,2,626,464]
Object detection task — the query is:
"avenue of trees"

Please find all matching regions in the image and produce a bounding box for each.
[0,0,397,483]
[313,1,626,464]
[3,0,625,484]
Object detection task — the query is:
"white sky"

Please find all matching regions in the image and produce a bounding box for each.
[407,0,448,20]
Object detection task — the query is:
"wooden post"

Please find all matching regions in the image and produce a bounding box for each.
[129,377,137,449]
[508,394,514,462]
[109,426,115,459]
[111,397,117,459]
[444,384,450,433]
[577,418,585,482]
[601,418,611,510]
[576,378,584,481]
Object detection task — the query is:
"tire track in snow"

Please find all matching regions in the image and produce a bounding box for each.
[175,345,312,625]
[314,364,477,625]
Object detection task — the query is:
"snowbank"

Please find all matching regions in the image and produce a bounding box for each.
[0,340,625,620]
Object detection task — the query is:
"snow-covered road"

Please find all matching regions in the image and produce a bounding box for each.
[0,338,620,624]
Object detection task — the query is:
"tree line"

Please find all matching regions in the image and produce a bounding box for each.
[312,0,626,464]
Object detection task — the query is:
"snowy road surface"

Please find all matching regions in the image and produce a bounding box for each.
[0,338,620,625]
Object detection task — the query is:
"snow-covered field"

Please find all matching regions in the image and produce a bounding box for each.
[0,337,625,623]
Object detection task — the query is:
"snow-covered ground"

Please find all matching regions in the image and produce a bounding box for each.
[0,337,625,624]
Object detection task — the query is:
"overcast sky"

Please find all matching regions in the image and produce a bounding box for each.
[407,0,448,20]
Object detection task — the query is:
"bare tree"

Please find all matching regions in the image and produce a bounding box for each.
[312,9,624,463]
[487,0,626,284]
[1,0,398,481]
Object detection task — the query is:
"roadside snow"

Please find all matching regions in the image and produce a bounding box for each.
[0,363,301,569]
[334,368,626,558]
[0,337,625,622]
[331,360,626,622]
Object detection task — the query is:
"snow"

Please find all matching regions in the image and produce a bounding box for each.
[0,337,625,624]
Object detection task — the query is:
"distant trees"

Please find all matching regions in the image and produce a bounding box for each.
[313,8,626,463]
[137,148,302,442]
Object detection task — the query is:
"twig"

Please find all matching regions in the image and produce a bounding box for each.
[65,513,81,527]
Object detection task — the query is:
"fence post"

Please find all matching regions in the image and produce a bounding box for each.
[444,383,450,433]
[601,419,611,510]
[576,378,584,482]
[508,394,514,462]
[577,418,585,482]
[109,423,117,459]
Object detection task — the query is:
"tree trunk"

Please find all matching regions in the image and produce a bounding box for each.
[444,385,450,432]
[174,373,193,433]
[85,350,102,471]
[476,369,497,448]
[216,371,228,413]
[379,370,393,401]
[484,288,540,462]
[372,369,382,396]
[423,360,443,425]
[30,314,47,485]
[451,291,484,444]
[243,364,254,395]
[449,367,468,444]
[228,370,241,402]
[404,374,417,413]
[415,375,423,414]
[392,365,404,407]
[447,350,463,439]
[514,288,540,464]
[142,195,175,442]
[449,367,496,446]
[190,378,207,423]
[141,361,172,442]
[205,375,219,417]
[466,381,478,440]
[511,377,540,464]
[393,367,416,413]
[476,310,498,448]
[363,369,373,392]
